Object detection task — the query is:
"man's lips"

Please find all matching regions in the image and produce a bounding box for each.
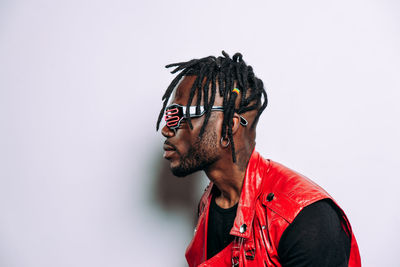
[163,144,175,151]
[163,140,177,151]
[163,141,177,159]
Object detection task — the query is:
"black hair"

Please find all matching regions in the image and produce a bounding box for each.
[156,51,268,162]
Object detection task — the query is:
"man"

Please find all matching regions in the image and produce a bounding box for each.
[157,51,361,266]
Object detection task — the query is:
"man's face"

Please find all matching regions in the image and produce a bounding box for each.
[161,76,222,177]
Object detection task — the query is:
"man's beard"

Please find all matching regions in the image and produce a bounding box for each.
[171,130,219,177]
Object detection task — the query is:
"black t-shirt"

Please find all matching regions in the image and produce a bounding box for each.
[207,198,351,266]
[207,194,238,259]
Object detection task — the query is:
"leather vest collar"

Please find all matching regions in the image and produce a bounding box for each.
[204,150,270,239]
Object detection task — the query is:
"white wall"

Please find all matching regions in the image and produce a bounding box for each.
[1,0,399,266]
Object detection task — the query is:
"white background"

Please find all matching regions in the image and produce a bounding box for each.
[1,0,399,266]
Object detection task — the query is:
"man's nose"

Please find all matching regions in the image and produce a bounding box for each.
[161,124,176,138]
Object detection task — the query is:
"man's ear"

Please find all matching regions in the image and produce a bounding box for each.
[231,113,241,135]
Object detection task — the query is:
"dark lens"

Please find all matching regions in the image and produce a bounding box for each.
[165,105,183,129]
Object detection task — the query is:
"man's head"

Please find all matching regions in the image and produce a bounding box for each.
[157,51,268,176]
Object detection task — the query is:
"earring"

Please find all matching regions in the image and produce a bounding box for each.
[220,137,230,148]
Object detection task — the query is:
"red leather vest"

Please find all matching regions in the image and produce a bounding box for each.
[185,150,361,267]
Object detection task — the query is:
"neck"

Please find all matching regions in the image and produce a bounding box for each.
[204,142,254,209]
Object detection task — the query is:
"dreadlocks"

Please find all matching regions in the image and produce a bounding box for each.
[156,51,268,162]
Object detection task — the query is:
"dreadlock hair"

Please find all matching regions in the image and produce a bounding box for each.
[156,51,268,162]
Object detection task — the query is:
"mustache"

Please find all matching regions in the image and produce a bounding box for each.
[164,140,178,151]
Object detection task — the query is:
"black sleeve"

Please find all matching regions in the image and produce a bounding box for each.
[277,200,351,267]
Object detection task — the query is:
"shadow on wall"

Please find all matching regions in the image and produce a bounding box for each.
[152,149,204,226]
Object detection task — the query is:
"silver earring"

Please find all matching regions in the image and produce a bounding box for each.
[220,137,230,148]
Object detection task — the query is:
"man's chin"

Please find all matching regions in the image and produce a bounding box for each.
[170,162,199,177]
[170,166,193,177]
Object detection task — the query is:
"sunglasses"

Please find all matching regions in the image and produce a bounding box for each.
[164,103,248,130]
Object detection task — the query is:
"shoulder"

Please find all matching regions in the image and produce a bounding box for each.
[257,156,332,223]
[277,200,351,266]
